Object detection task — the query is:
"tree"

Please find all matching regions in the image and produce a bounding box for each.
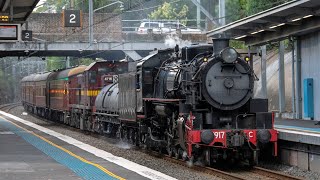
[225,0,244,23]
[244,0,289,16]
[46,57,66,71]
[79,58,95,66]
[46,57,95,71]
[149,2,188,20]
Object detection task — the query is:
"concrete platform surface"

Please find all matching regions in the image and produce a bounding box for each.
[276,118,320,130]
[275,118,320,145]
[0,111,176,180]
[275,118,320,172]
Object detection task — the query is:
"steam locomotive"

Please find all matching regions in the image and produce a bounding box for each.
[95,39,277,165]
[21,39,277,166]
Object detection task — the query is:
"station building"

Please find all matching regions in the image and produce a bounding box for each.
[208,0,320,121]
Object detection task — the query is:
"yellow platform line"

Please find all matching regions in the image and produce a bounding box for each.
[0,115,125,180]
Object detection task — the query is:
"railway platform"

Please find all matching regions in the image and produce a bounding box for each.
[0,111,175,180]
[275,118,320,172]
[275,118,320,145]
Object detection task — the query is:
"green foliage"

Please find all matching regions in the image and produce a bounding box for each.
[230,40,246,49]
[244,0,288,16]
[46,57,95,71]
[79,58,95,66]
[225,0,244,23]
[46,57,66,71]
[148,2,188,20]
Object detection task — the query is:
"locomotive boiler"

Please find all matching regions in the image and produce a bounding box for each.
[95,39,278,165]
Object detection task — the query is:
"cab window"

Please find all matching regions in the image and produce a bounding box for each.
[89,71,97,84]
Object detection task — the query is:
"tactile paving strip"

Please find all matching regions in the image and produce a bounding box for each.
[0,118,122,180]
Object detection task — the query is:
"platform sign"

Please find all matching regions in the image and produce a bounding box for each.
[63,10,81,27]
[0,25,17,40]
[22,30,32,41]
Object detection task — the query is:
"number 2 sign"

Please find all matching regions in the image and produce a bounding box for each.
[63,10,81,27]
[22,30,32,41]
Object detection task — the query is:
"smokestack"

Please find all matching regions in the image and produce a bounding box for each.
[212,38,229,55]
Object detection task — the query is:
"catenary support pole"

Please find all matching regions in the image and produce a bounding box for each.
[261,45,267,99]
[291,38,296,118]
[89,0,93,46]
[295,38,302,119]
[197,0,201,29]
[279,41,285,114]
[219,0,225,26]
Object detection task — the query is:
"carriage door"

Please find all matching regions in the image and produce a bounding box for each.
[64,81,68,106]
[77,74,84,104]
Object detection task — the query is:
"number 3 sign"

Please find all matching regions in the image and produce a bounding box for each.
[63,10,82,27]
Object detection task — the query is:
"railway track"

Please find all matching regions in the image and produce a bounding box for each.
[251,166,304,180]
[0,102,21,112]
[158,153,304,180]
[161,155,245,180]
[3,104,304,180]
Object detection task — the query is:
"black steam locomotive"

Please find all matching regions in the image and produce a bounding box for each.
[95,39,278,165]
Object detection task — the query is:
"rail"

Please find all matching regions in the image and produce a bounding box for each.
[252,166,304,180]
[0,102,21,112]
[145,149,304,180]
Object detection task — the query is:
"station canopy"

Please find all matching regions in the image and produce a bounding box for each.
[207,0,320,46]
[0,0,40,22]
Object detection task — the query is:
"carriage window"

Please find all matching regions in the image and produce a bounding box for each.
[77,74,84,84]
[89,71,97,84]
[98,67,111,75]
[114,63,128,74]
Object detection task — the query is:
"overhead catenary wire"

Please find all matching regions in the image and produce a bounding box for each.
[17,0,153,65]
[72,0,291,60]
[22,0,291,63]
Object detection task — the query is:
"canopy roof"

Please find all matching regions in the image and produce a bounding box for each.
[0,0,40,22]
[207,0,320,46]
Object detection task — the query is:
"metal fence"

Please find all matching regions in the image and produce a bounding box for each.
[27,13,209,42]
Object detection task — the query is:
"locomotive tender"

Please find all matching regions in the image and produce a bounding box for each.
[22,39,277,166]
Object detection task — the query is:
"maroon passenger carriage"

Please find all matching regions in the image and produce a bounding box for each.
[21,66,87,121]
[21,60,128,132]
[21,74,37,112]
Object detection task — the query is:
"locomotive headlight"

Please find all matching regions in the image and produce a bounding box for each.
[221,47,238,63]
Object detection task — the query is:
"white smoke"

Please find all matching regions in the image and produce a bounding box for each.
[116,141,132,150]
[164,34,192,48]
